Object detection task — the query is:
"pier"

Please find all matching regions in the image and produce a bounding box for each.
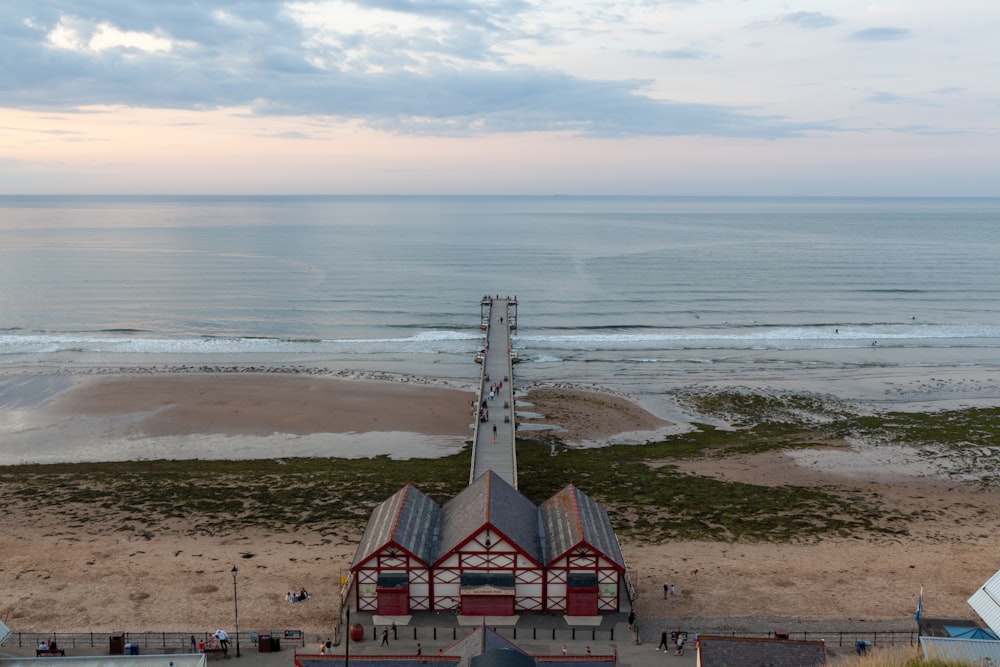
[469,295,518,487]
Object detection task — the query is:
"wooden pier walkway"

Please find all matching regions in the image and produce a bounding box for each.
[469,295,519,488]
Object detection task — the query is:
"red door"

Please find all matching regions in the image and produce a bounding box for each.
[567,589,599,616]
[462,595,515,616]
[377,589,409,615]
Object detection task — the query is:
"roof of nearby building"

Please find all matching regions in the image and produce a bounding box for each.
[351,483,441,568]
[443,625,530,666]
[697,635,827,667]
[919,617,997,639]
[969,568,1000,636]
[920,636,1000,663]
[436,472,542,566]
[539,483,625,570]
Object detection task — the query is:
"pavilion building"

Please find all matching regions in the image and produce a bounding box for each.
[351,471,626,616]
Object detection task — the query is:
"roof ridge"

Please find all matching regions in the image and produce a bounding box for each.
[389,482,412,542]
[568,482,586,541]
[485,471,493,524]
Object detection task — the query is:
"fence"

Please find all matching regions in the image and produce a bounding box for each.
[3,626,916,652]
[3,630,306,651]
[673,629,918,648]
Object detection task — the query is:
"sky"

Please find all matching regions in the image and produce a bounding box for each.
[1,1,998,195]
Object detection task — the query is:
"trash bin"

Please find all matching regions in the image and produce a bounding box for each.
[127,644,139,656]
[256,632,280,652]
[109,632,125,655]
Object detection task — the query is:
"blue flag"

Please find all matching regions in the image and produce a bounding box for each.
[915,587,924,623]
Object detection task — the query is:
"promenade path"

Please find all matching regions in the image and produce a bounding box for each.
[469,296,518,488]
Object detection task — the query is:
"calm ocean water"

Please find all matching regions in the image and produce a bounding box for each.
[2,195,1000,409]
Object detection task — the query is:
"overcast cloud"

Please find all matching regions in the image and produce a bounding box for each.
[1,0,997,194]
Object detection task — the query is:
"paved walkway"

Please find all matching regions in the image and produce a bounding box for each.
[1,616,697,667]
[469,296,517,487]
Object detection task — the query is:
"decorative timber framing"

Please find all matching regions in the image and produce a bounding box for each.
[351,474,627,615]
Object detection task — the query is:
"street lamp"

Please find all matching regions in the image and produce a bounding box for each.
[231,565,241,657]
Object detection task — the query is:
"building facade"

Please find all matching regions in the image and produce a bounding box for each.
[351,471,627,615]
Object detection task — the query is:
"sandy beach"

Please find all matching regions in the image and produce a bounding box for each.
[2,367,998,635]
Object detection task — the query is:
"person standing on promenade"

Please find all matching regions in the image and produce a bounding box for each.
[214,630,229,655]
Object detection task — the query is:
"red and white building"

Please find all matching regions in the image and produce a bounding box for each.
[350,483,439,615]
[540,483,626,615]
[431,471,544,615]
[350,472,627,616]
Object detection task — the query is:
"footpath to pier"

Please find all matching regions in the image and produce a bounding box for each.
[469,295,518,488]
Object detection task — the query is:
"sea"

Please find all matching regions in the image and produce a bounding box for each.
[2,195,1000,417]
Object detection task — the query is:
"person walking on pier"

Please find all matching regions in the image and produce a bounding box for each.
[492,423,497,444]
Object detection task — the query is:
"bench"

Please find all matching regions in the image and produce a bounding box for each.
[203,648,226,660]
[36,648,65,657]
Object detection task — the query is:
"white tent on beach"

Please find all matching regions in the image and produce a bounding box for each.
[968,568,1000,635]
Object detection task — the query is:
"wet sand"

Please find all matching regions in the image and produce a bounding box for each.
[1,367,998,634]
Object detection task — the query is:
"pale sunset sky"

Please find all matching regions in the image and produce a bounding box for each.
[1,1,997,195]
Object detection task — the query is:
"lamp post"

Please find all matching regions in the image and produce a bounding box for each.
[231,565,241,657]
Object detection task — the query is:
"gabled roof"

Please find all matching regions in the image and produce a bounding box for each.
[539,483,625,570]
[351,482,441,569]
[436,471,542,566]
[443,625,530,667]
[697,636,827,667]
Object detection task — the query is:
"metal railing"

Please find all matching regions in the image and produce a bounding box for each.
[3,630,307,651]
[2,625,917,652]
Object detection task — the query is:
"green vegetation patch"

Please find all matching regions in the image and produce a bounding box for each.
[3,391,999,544]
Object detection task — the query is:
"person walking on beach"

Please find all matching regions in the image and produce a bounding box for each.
[381,626,389,646]
[670,583,676,599]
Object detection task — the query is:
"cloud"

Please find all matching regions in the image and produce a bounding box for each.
[781,11,838,30]
[636,47,715,60]
[865,91,907,104]
[850,26,910,42]
[0,2,806,139]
